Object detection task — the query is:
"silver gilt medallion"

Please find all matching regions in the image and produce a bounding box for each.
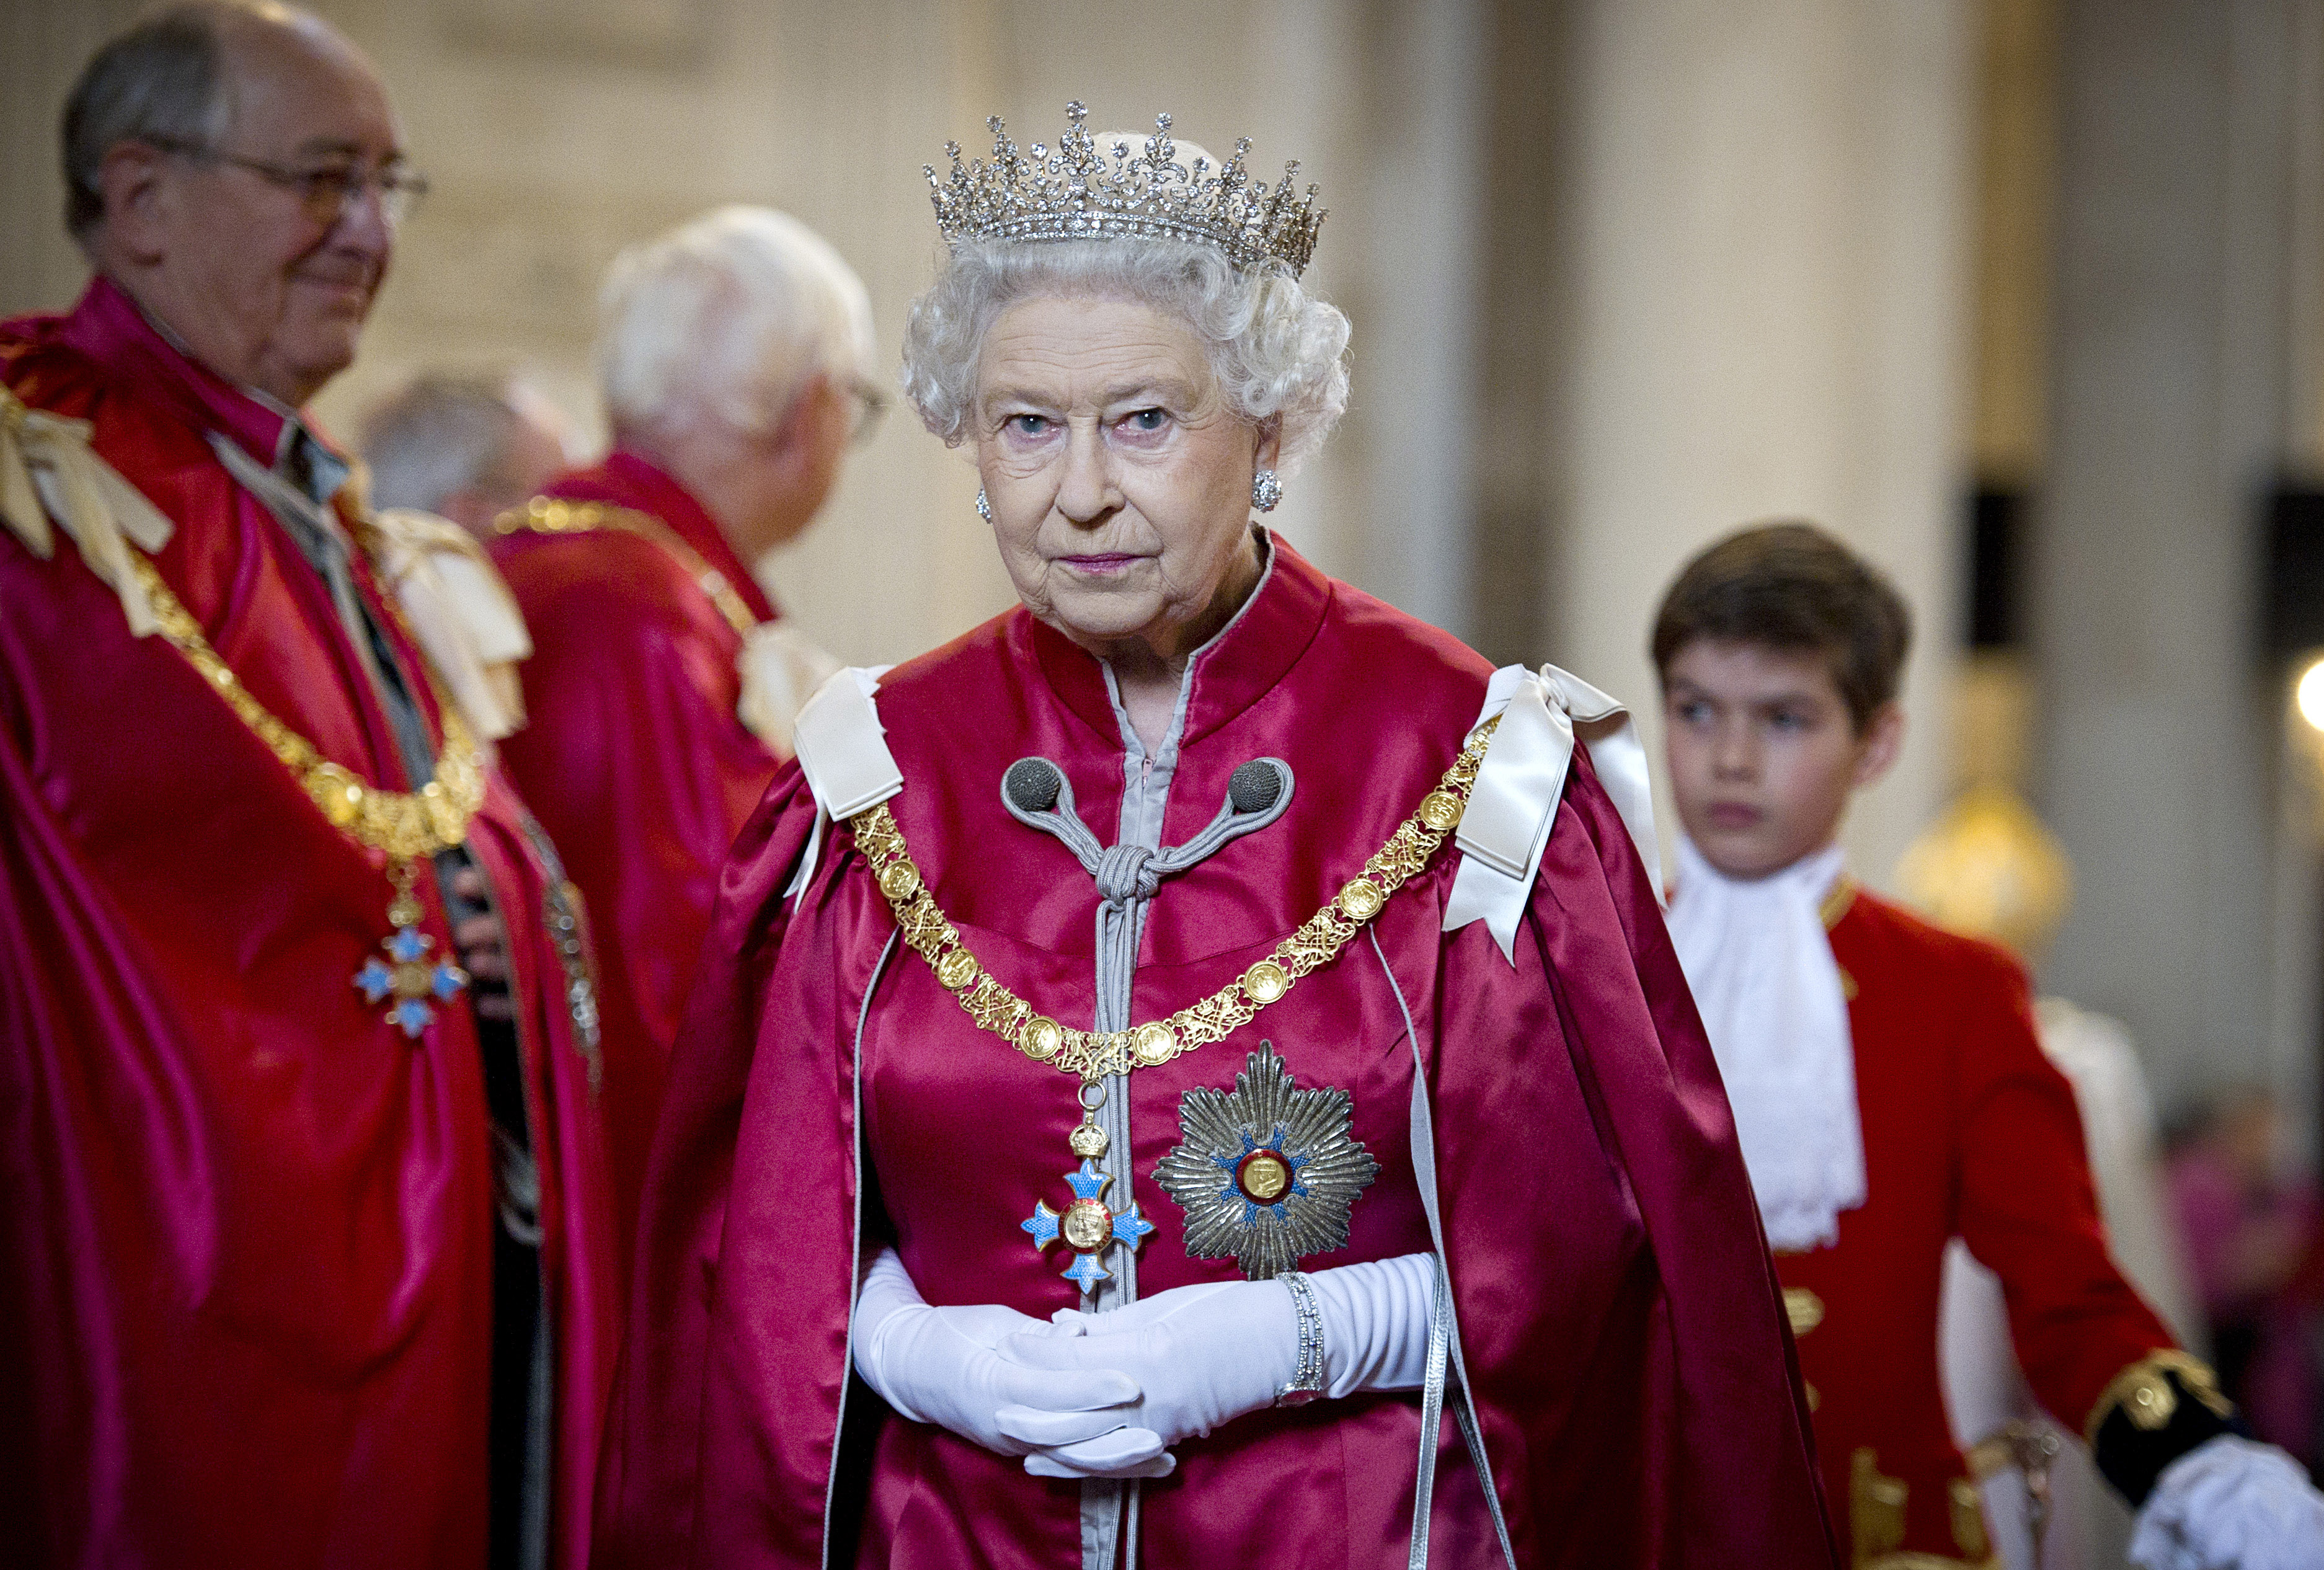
[1151,1042,1379,1280]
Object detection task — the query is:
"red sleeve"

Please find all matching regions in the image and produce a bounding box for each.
[1948,942,2175,1429]
[1429,745,1836,1566]
[588,772,822,1568]
[495,545,778,1259]
[498,551,774,1060]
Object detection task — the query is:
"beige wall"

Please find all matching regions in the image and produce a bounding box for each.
[1548,0,1978,887]
[0,0,1488,668]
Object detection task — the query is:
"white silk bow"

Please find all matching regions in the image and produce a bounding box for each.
[364,507,534,742]
[787,663,903,900]
[0,387,177,634]
[738,621,845,763]
[1444,663,1662,962]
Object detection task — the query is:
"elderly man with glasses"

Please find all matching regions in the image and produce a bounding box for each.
[0,5,618,1568]
[489,206,873,1267]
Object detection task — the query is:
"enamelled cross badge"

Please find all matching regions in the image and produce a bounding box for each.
[1023,1161,1158,1292]
[353,861,469,1039]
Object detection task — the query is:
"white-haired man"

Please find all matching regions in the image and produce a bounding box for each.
[0,6,616,1568]
[490,204,873,1262]
[359,370,572,539]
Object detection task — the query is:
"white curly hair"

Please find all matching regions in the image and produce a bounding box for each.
[900,236,1351,473]
[600,205,875,445]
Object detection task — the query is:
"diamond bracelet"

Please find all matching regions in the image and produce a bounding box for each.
[1274,1270,1326,1406]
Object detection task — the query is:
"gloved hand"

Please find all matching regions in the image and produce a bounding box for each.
[996,1253,1438,1479]
[2129,1435,2324,1570]
[999,1277,1293,1475]
[851,1248,1166,1474]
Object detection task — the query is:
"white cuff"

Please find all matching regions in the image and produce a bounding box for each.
[851,1246,931,1421]
[1307,1251,1437,1399]
[2129,1435,2324,1570]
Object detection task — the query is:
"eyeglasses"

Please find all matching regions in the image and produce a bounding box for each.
[146,137,430,229]
[849,377,890,445]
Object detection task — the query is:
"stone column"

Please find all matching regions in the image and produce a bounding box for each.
[2034,0,2324,1120]
[1547,0,1977,883]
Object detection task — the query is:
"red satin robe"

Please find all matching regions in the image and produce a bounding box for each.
[490,453,783,1275]
[1782,886,2173,1563]
[593,540,1837,1568]
[0,278,618,1569]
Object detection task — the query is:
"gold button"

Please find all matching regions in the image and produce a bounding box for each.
[1062,1197,1114,1251]
[877,861,922,902]
[1418,791,1462,832]
[1783,1287,1825,1337]
[1337,878,1385,921]
[1237,1149,1292,1203]
[1133,1022,1176,1065]
[1242,959,1290,1004]
[1021,1016,1063,1060]
[935,948,979,991]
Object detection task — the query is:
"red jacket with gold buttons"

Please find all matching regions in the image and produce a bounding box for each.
[1779,883,2175,1564]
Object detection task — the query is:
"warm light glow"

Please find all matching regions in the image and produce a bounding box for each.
[2298,659,2324,733]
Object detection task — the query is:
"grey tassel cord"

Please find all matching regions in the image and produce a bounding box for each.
[1001,754,1293,1032]
[1001,754,1293,1570]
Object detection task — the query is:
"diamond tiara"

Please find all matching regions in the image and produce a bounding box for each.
[925,101,1326,278]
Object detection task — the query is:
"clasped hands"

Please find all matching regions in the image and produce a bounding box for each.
[851,1248,1297,1479]
[852,1247,1435,1481]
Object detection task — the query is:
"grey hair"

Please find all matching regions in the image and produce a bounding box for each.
[599,205,876,445]
[899,238,1351,473]
[358,374,531,515]
[60,2,280,239]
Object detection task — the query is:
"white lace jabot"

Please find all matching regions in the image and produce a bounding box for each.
[1667,838,1865,1252]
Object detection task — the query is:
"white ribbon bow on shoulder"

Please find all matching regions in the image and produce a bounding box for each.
[738,621,846,762]
[786,663,902,901]
[1443,663,1662,962]
[365,507,535,742]
[1,387,177,635]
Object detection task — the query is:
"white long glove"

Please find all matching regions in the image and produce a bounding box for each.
[850,1248,1167,1476]
[997,1252,1437,1478]
[2130,1436,2324,1570]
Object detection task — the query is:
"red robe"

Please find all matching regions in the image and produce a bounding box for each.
[1782,885,2174,1562]
[0,278,618,1568]
[593,541,1836,1568]
[491,454,783,1274]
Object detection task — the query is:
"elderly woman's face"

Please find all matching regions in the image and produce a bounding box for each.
[973,295,1274,664]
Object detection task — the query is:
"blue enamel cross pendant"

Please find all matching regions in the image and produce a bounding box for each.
[1022,1158,1156,1293]
[353,859,468,1040]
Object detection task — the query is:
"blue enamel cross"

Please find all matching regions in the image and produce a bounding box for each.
[354,921,469,1040]
[1023,1158,1156,1292]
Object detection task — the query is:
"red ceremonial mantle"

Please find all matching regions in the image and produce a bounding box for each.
[494,452,783,1274]
[0,278,618,1569]
[1780,888,2174,1557]
[593,541,1838,1568]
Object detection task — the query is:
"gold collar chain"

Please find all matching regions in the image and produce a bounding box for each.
[127,550,487,1039]
[128,552,486,860]
[850,714,1498,1084]
[496,497,760,639]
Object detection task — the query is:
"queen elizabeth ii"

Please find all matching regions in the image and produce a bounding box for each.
[595,104,1833,1569]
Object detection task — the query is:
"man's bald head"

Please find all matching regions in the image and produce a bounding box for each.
[63,2,366,240]
[64,2,407,406]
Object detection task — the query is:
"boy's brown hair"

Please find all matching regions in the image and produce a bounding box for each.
[1650,521,1913,732]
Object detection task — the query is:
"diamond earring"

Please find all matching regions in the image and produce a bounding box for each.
[975,487,992,523]
[1251,469,1282,513]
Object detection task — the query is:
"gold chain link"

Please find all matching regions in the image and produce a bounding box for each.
[853,716,1499,1083]
[126,552,485,859]
[495,497,760,638]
